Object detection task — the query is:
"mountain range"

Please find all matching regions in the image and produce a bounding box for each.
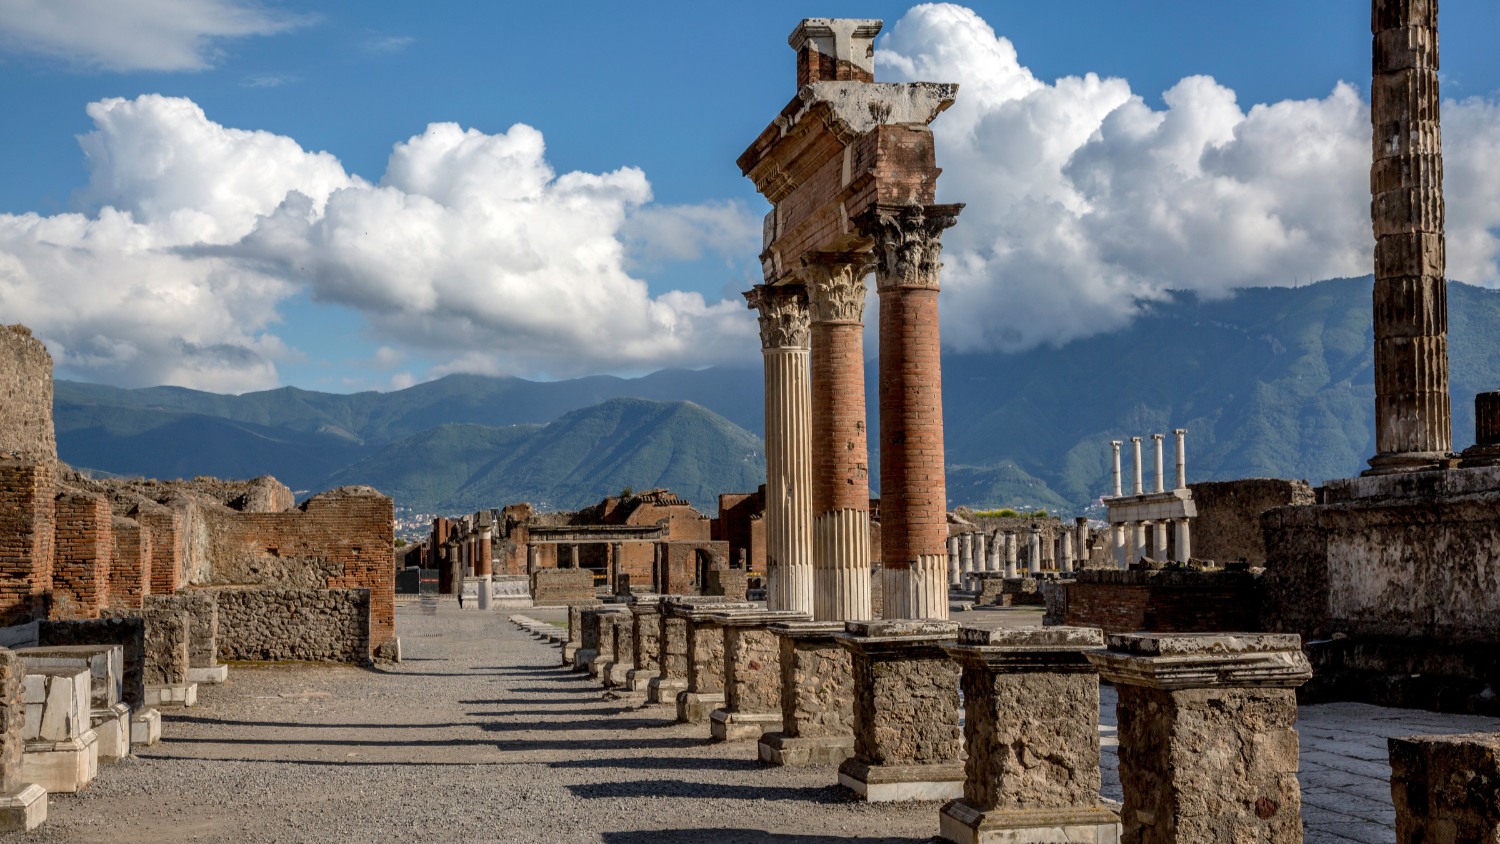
[53,276,1500,516]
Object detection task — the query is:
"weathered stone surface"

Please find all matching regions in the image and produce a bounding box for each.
[21,669,88,742]
[849,645,960,766]
[779,626,852,739]
[0,325,55,462]
[1188,479,1314,566]
[1390,732,1500,843]
[212,588,369,663]
[14,645,121,710]
[724,624,781,714]
[1066,569,1261,635]
[532,568,598,606]
[0,649,23,793]
[100,607,187,686]
[685,617,729,695]
[144,592,219,668]
[657,611,687,681]
[37,618,146,708]
[630,604,661,674]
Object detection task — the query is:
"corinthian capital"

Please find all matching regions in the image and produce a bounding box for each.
[862,203,963,291]
[744,284,811,350]
[802,252,874,324]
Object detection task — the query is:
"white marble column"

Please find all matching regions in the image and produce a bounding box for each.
[1027,526,1041,576]
[947,536,961,587]
[1174,518,1192,563]
[1131,437,1144,496]
[1075,517,1090,569]
[960,533,975,590]
[1174,428,1188,490]
[986,531,1001,572]
[974,532,988,577]
[1152,520,1168,560]
[1004,531,1018,578]
[1111,440,1124,497]
[1130,521,1146,567]
[1113,524,1127,569]
[1152,433,1166,493]
[1060,531,1074,574]
[746,284,814,614]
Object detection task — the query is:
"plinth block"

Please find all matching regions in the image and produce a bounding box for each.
[0,784,47,833]
[676,691,723,724]
[647,677,686,705]
[758,731,855,766]
[710,709,781,742]
[838,758,964,803]
[145,682,197,708]
[91,702,131,761]
[939,801,1121,844]
[188,664,228,685]
[22,729,99,794]
[130,707,161,746]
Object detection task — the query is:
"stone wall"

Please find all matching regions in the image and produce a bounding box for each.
[0,648,22,794]
[201,488,394,659]
[214,588,370,663]
[1064,569,1262,636]
[101,607,188,687]
[1189,478,1313,565]
[531,568,596,606]
[145,592,218,669]
[0,459,54,626]
[38,617,147,708]
[50,490,112,620]
[0,325,56,461]
[108,516,150,610]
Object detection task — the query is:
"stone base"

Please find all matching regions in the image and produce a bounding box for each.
[838,758,964,803]
[22,730,99,794]
[562,644,580,666]
[676,691,724,724]
[757,731,855,766]
[648,677,686,705]
[145,682,197,708]
[571,648,596,673]
[91,702,131,762]
[709,709,780,742]
[939,800,1122,844]
[604,661,631,688]
[0,784,46,832]
[130,708,161,746]
[585,655,610,681]
[493,597,534,609]
[626,668,656,692]
[187,664,228,684]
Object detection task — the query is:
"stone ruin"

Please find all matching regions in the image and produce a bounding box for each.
[0,322,398,828]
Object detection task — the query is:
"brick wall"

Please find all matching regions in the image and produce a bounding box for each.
[51,489,112,619]
[109,516,151,609]
[208,487,395,659]
[531,569,597,606]
[1063,570,1262,635]
[129,501,183,596]
[0,459,54,625]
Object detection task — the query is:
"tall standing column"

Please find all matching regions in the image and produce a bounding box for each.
[1131,437,1144,495]
[1367,0,1451,474]
[1060,530,1074,574]
[1027,526,1041,576]
[868,203,962,620]
[1174,518,1192,563]
[973,533,988,579]
[1173,429,1187,489]
[959,533,975,590]
[947,536,961,588]
[1003,532,1017,579]
[1110,440,1123,497]
[806,256,874,621]
[746,284,815,615]
[1152,433,1166,493]
[476,516,493,611]
[1075,517,1090,569]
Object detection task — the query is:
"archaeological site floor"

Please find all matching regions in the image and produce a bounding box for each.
[11,602,1500,843]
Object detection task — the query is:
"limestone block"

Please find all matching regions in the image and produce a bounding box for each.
[0,783,46,832]
[145,682,197,708]
[129,708,161,746]
[90,702,131,762]
[759,621,855,766]
[15,645,123,710]
[20,729,97,794]
[21,669,89,742]
[188,664,229,684]
[1390,732,1500,843]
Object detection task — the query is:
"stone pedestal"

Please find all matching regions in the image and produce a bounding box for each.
[0,784,45,833]
[16,644,135,764]
[187,664,228,684]
[1087,633,1312,843]
[758,621,855,766]
[563,606,584,667]
[648,600,695,704]
[676,603,755,723]
[584,609,628,681]
[0,648,45,831]
[21,668,99,793]
[90,702,131,762]
[130,707,161,746]
[603,609,637,689]
[710,610,809,742]
[1390,732,1500,842]
[627,597,663,692]
[835,619,964,802]
[145,681,197,708]
[940,627,1120,844]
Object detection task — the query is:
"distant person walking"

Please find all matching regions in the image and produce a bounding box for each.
[457,591,464,609]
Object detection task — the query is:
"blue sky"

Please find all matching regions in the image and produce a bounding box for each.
[3,1,1500,393]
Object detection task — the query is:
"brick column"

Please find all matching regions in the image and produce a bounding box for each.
[1088,633,1312,843]
[51,490,112,620]
[867,203,961,620]
[1367,0,1452,474]
[108,516,151,610]
[0,459,54,626]
[745,284,814,615]
[805,255,874,622]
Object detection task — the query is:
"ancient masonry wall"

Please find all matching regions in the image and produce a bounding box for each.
[0,459,54,626]
[51,490,113,619]
[145,592,218,669]
[0,324,56,461]
[1064,570,1262,636]
[108,516,151,609]
[38,617,148,708]
[102,607,188,687]
[0,648,22,794]
[1189,479,1314,566]
[202,488,394,659]
[214,588,371,663]
[130,501,184,596]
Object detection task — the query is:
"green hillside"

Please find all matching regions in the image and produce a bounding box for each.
[321,398,766,512]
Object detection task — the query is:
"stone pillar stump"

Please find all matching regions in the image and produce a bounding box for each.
[677,602,756,723]
[710,610,810,742]
[1087,633,1312,843]
[647,599,696,704]
[602,610,636,689]
[834,619,963,802]
[626,596,663,692]
[1390,732,1500,843]
[759,621,855,766]
[940,626,1119,844]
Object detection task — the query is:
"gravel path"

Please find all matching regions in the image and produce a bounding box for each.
[10,602,944,843]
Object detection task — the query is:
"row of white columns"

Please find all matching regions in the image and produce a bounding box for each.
[946,524,1083,587]
[1110,429,1188,497]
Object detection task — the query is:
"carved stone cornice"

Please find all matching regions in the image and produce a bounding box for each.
[801,253,874,325]
[743,284,811,350]
[861,203,963,292]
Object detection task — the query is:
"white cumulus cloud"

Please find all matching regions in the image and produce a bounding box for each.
[878,3,1500,354]
[0,0,309,72]
[0,95,756,391]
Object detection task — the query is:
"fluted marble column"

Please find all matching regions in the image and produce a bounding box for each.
[867,203,962,620]
[1004,531,1017,578]
[1367,0,1452,474]
[806,256,874,621]
[1075,517,1090,568]
[746,284,815,614]
[947,536,961,588]
[1027,526,1041,576]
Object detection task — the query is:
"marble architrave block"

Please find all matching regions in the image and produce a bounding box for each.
[15,646,122,710]
[835,620,964,802]
[710,610,810,742]
[940,626,1120,844]
[758,621,855,766]
[1087,633,1311,843]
